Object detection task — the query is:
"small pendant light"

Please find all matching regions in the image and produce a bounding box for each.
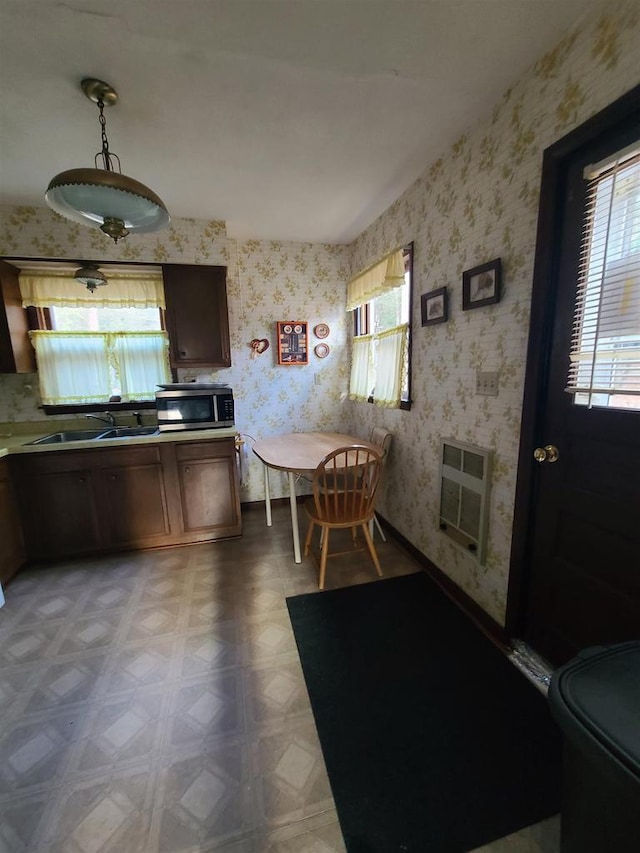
[74,263,108,293]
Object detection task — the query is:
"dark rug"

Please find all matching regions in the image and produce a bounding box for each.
[286,572,562,853]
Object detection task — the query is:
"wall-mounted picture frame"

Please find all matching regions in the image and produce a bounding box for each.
[421,286,448,326]
[276,321,308,365]
[462,258,502,310]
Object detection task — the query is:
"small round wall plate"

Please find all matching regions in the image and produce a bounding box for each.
[314,323,330,339]
[314,343,330,358]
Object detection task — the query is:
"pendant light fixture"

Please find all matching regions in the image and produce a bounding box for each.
[74,263,108,293]
[45,78,170,243]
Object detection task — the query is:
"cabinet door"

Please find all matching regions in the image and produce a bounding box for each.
[0,460,25,582]
[0,260,36,373]
[163,264,231,368]
[99,461,170,546]
[17,467,101,559]
[175,440,241,538]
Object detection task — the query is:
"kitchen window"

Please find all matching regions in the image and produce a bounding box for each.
[19,268,171,407]
[348,244,413,408]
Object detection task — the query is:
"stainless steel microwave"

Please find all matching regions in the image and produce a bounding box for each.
[155,386,234,431]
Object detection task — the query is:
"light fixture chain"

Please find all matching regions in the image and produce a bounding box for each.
[97,97,113,172]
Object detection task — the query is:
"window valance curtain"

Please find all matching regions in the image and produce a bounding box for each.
[19,270,165,309]
[346,249,405,311]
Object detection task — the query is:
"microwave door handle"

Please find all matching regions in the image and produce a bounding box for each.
[213,394,218,422]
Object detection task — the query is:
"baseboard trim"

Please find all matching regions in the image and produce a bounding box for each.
[242,496,306,512]
[377,514,507,649]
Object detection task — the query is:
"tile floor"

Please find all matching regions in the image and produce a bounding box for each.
[0,504,559,852]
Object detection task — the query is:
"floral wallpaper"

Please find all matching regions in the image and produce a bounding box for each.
[0,0,638,626]
[345,0,640,624]
[0,213,350,502]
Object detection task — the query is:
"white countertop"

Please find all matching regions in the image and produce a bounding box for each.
[0,426,237,459]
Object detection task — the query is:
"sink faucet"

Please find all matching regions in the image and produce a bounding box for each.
[133,411,143,426]
[86,412,116,428]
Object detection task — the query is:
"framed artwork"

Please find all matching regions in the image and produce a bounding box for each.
[277,321,308,365]
[462,258,502,310]
[421,286,448,326]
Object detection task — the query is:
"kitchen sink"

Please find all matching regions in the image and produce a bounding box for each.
[97,427,159,438]
[27,429,110,445]
[26,426,159,445]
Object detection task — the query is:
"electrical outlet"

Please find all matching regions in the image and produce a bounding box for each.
[476,370,499,396]
[314,372,322,386]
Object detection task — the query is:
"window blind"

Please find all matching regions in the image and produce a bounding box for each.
[567,149,640,408]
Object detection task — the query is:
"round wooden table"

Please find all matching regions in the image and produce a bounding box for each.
[252,431,381,563]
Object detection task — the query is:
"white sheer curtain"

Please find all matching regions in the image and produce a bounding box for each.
[30,332,111,404]
[374,325,408,407]
[113,332,171,401]
[349,334,373,401]
[30,331,170,404]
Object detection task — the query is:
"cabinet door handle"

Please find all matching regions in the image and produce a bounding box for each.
[184,466,191,473]
[179,350,187,357]
[78,477,85,484]
[110,474,117,481]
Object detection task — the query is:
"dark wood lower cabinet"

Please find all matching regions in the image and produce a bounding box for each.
[0,459,26,581]
[9,436,241,561]
[98,447,171,547]
[175,441,242,539]
[13,452,102,560]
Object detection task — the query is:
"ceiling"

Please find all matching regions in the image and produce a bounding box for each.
[0,1,604,245]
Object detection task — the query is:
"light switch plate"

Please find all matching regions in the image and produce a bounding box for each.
[476,370,499,396]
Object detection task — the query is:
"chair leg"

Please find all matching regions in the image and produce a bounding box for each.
[361,522,382,577]
[318,526,330,590]
[304,520,315,557]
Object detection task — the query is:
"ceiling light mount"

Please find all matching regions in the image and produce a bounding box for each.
[45,77,170,243]
[80,78,118,107]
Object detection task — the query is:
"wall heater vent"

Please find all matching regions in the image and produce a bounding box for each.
[438,438,492,563]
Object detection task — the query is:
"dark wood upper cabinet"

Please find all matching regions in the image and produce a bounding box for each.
[162,264,231,369]
[0,259,36,373]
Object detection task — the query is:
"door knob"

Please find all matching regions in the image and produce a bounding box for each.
[533,445,560,463]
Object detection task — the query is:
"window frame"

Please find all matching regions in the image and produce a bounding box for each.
[351,242,413,410]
